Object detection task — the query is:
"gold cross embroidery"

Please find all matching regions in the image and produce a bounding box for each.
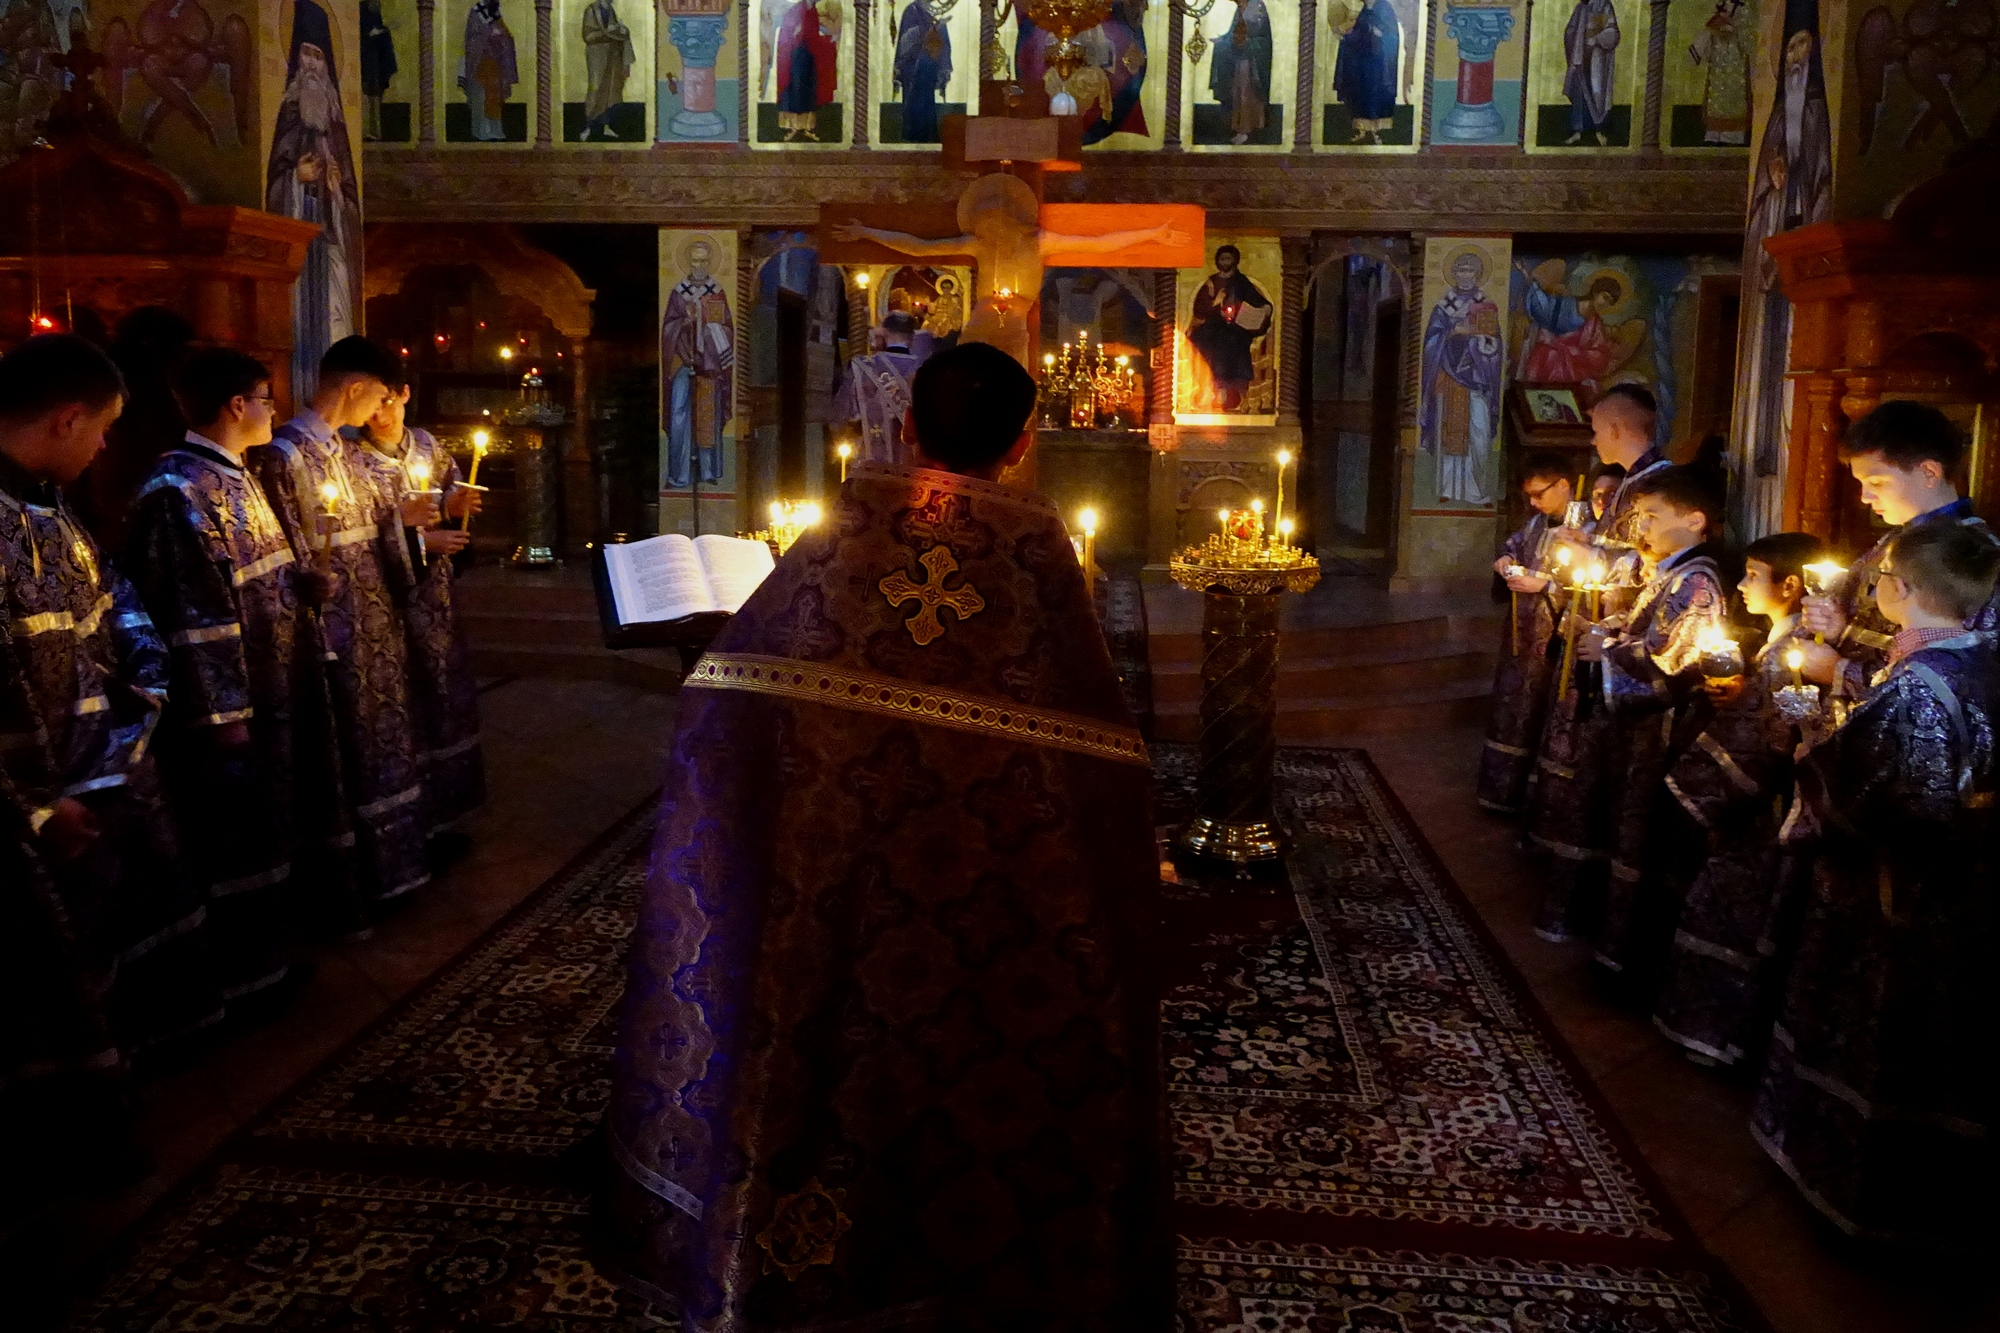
[879,544,986,645]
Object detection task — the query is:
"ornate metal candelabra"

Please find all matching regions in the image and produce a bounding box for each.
[1028,0,1112,113]
[1169,511,1320,870]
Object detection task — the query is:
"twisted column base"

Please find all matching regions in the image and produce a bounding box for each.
[1179,591,1288,870]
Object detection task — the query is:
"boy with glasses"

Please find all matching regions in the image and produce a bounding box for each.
[1477,462,1572,815]
[1754,519,1998,1242]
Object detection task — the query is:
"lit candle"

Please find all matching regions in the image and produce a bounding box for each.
[1786,646,1805,688]
[1802,560,1846,597]
[408,458,431,493]
[1277,518,1295,549]
[467,429,489,487]
[836,440,852,484]
[1250,498,1265,541]
[1273,448,1292,535]
[318,480,340,562]
[855,271,870,290]
[1077,507,1099,579]
[499,346,514,362]
[799,503,823,528]
[1219,507,1231,541]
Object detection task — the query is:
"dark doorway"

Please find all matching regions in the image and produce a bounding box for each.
[1301,249,1405,559]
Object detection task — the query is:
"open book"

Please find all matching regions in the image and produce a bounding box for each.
[600,533,776,628]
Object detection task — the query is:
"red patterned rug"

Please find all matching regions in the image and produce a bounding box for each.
[62,748,1766,1331]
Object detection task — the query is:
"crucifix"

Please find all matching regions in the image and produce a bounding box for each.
[816,105,1204,370]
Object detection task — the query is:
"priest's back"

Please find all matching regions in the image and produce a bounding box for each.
[599,344,1164,1330]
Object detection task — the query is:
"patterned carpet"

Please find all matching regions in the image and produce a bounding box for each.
[64,748,1763,1331]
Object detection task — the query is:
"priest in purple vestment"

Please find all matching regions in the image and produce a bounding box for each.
[599,342,1165,1330]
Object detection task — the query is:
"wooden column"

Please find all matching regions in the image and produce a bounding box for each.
[535,0,555,146]
[738,0,752,142]
[1401,233,1425,430]
[1162,2,1185,150]
[417,0,437,143]
[852,0,872,148]
[1418,4,1438,144]
[564,340,595,554]
[1642,0,1669,151]
[1294,0,1318,152]
[1278,234,1310,430]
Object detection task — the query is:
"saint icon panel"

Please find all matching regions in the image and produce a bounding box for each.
[1316,0,1427,151]
[559,0,655,143]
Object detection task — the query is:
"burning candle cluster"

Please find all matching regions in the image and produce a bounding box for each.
[1037,331,1145,431]
[752,500,823,555]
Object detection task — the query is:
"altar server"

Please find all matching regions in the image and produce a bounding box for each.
[1653,532,1823,1068]
[1476,461,1572,815]
[1583,464,1730,984]
[1796,401,1998,706]
[600,342,1165,1328]
[1754,519,1998,1242]
[130,347,319,1010]
[0,336,218,1174]
[355,384,485,837]
[252,336,430,911]
[1525,385,1670,940]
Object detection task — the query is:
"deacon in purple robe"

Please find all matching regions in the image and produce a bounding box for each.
[1475,463,1571,815]
[599,342,1165,1330]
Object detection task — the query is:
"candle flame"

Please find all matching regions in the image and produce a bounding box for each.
[1556,546,1572,565]
[1275,449,1292,467]
[471,429,489,450]
[799,503,823,527]
[769,501,785,521]
[836,442,852,460]
[855,271,870,289]
[1696,625,1734,653]
[318,481,339,507]
[409,461,431,487]
[1077,507,1099,536]
[1218,508,1231,524]
[1278,518,1294,537]
[1250,498,1264,513]
[1785,647,1805,670]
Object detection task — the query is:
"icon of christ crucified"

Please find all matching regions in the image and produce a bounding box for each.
[826,173,1202,367]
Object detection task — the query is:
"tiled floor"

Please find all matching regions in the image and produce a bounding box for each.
[16,677,679,1321]
[1370,724,2000,1333]
[22,683,1992,1332]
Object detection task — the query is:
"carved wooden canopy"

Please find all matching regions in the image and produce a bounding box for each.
[1768,140,2000,541]
[364,225,596,344]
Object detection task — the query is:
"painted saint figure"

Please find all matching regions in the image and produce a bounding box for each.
[663,238,735,489]
[1420,249,1502,505]
[1515,259,1638,389]
[1331,0,1401,143]
[459,0,519,141]
[265,1,362,398]
[1562,0,1621,145]
[1734,22,1831,535]
[578,0,633,138]
[1187,244,1273,411]
[763,0,839,141]
[1687,0,1749,145]
[360,0,397,140]
[1207,0,1273,144]
[892,0,950,142]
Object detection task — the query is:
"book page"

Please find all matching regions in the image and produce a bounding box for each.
[693,535,778,614]
[603,535,716,625]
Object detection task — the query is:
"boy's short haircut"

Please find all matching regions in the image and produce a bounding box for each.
[1628,463,1722,537]
[1592,462,1626,487]
[1742,532,1826,588]
[0,334,127,424]
[318,335,401,389]
[1885,520,2000,621]
[1520,458,1571,488]
[1596,382,1657,419]
[1838,399,1964,474]
[909,342,1037,471]
[175,347,272,430]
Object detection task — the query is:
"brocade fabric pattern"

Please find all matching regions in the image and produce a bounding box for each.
[129,443,311,999]
[254,415,429,903]
[600,463,1165,1331]
[1475,511,1563,814]
[1753,632,1999,1240]
[1825,498,1999,703]
[352,427,485,830]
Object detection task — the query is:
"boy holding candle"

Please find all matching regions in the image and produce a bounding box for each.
[252,337,432,916]
[1652,532,1824,1068]
[1794,401,1998,706]
[1525,386,1671,940]
[1476,461,1572,815]
[1580,464,1731,986]
[1754,519,1998,1242]
[354,384,486,841]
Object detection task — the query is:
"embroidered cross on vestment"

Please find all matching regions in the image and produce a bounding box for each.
[880,544,986,645]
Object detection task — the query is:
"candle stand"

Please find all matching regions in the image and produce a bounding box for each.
[1169,524,1320,871]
